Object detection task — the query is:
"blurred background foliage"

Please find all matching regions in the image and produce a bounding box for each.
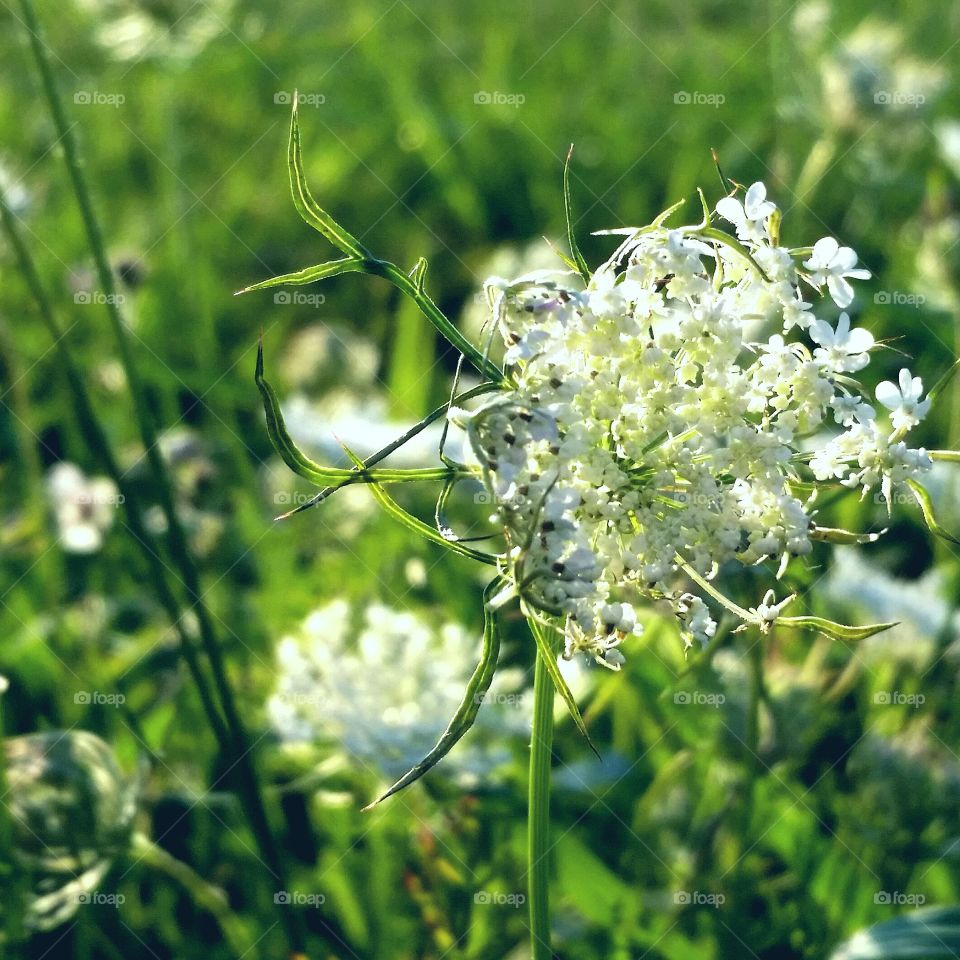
[2,0,960,957]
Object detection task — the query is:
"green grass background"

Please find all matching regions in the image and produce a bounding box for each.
[2,0,960,957]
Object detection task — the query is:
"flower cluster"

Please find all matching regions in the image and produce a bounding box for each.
[456,183,933,667]
[268,599,531,785]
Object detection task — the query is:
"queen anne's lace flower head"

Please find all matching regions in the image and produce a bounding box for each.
[455,182,932,668]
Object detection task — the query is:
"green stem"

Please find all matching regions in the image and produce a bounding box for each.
[0,692,25,954]
[16,2,304,952]
[366,258,504,384]
[131,833,250,959]
[527,648,555,960]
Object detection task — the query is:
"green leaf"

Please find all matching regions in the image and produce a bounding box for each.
[527,617,599,757]
[288,98,369,259]
[255,339,352,486]
[363,582,503,808]
[776,616,898,642]
[695,226,772,281]
[341,445,495,565]
[409,256,428,295]
[255,341,451,492]
[830,906,960,960]
[563,145,591,285]
[927,358,960,405]
[235,258,363,295]
[906,478,960,545]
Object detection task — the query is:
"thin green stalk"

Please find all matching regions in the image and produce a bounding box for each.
[16,3,303,951]
[131,833,250,958]
[0,690,26,954]
[0,185,230,754]
[527,645,555,960]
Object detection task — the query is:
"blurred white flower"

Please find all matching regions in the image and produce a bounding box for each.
[282,392,466,467]
[46,463,119,554]
[268,600,532,788]
[4,731,137,932]
[824,548,954,668]
[75,0,236,62]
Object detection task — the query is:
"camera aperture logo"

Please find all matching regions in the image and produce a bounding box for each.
[74,91,125,108]
[874,691,925,708]
[674,690,725,708]
[474,91,525,108]
[673,91,725,108]
[875,891,926,905]
[77,892,125,906]
[273,291,326,307]
[274,91,326,107]
[274,890,325,907]
[474,891,525,907]
[674,890,725,907]
[74,690,126,706]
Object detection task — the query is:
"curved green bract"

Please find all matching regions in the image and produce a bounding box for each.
[363,581,504,809]
[527,617,599,757]
[255,341,451,489]
[236,258,364,294]
[563,145,591,285]
[776,616,898,642]
[906,478,960,545]
[288,99,369,259]
[341,446,495,565]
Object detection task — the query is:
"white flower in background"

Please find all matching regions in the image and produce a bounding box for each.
[269,600,532,787]
[75,0,236,62]
[715,182,777,244]
[456,182,931,665]
[46,463,119,554]
[282,393,465,468]
[824,548,955,669]
[804,238,872,308]
[875,368,931,431]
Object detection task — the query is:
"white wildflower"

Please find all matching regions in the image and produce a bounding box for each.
[803,237,872,308]
[457,182,931,662]
[46,463,119,554]
[875,368,931,431]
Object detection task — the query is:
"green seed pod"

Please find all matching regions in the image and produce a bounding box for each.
[2,731,137,932]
